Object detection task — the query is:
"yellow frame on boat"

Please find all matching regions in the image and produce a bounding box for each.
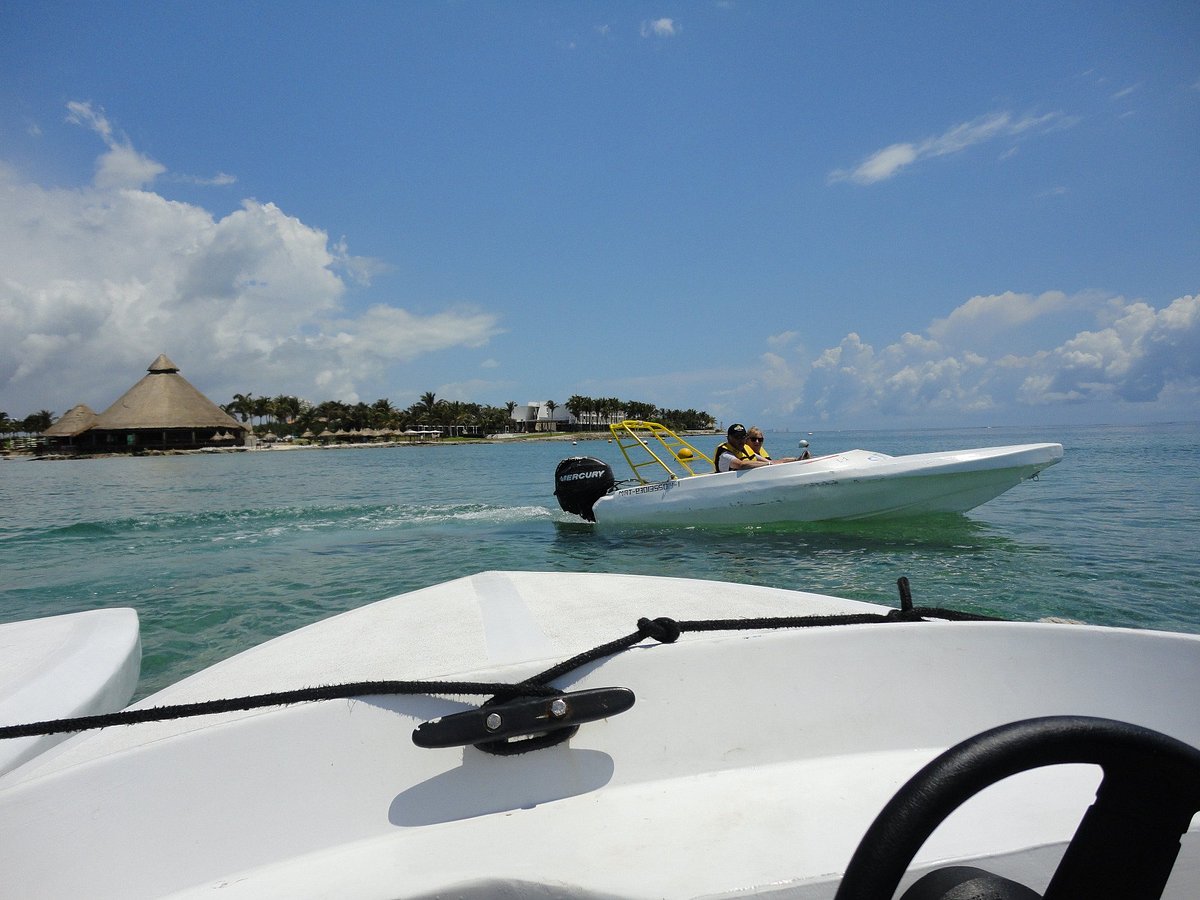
[609,420,714,483]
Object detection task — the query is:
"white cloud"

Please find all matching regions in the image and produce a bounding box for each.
[66,101,166,189]
[641,18,679,38]
[840,144,918,184]
[794,292,1200,425]
[927,290,1090,349]
[586,288,1196,429]
[766,330,800,350]
[829,111,1063,185]
[0,103,502,415]
[759,351,796,392]
[1030,295,1200,404]
[169,172,238,187]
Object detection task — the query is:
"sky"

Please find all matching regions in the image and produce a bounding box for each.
[1,1,1197,431]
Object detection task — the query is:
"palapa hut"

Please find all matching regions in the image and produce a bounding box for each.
[41,404,99,449]
[42,354,248,453]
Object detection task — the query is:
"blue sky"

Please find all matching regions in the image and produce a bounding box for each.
[2,1,1197,430]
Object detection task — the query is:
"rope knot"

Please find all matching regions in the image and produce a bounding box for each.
[637,616,681,644]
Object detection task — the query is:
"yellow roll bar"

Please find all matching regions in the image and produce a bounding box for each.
[609,420,714,483]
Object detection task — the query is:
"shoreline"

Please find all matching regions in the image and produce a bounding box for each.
[7,430,720,461]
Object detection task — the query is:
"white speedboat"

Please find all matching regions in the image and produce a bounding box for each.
[554,421,1064,525]
[0,571,1196,899]
[0,607,140,775]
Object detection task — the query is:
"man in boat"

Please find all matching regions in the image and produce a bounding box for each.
[714,424,773,472]
[746,426,811,463]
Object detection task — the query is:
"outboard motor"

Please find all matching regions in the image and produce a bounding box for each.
[554,456,615,522]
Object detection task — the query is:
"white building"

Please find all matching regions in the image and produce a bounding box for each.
[511,401,576,432]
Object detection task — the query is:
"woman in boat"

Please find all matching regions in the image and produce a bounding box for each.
[746,426,811,463]
[714,424,773,472]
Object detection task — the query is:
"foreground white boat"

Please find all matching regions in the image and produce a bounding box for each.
[555,422,1063,526]
[1,571,1196,898]
[0,607,140,776]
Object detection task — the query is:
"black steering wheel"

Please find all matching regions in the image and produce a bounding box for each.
[834,716,1200,900]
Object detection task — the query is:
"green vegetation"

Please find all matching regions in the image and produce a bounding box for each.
[218,392,715,439]
[220,393,514,439]
[2,393,715,447]
[1,410,55,442]
[563,395,715,432]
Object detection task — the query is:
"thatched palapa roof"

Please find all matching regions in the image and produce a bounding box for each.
[92,354,247,432]
[43,404,99,437]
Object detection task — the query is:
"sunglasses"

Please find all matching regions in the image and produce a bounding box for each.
[747,436,763,443]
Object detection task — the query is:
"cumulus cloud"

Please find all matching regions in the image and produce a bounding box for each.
[766,330,801,350]
[829,111,1064,185]
[641,18,679,38]
[604,287,1196,428]
[0,103,502,414]
[1024,295,1200,404]
[926,290,1107,354]
[795,292,1200,425]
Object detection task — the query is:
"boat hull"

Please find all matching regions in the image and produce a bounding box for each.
[591,443,1064,525]
[0,608,140,776]
[0,571,1195,898]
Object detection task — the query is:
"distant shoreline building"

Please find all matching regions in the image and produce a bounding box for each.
[511,401,576,433]
[42,354,248,454]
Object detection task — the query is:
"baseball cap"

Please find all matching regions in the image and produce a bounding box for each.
[727,423,747,438]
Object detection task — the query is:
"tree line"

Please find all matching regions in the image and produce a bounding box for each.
[1,392,715,444]
[221,392,515,436]
[0,410,55,438]
[219,392,715,437]
[563,395,715,432]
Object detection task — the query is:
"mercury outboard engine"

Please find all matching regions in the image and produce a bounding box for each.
[554,456,615,522]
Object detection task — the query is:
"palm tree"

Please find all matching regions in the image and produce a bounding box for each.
[417,392,439,416]
[543,400,558,432]
[371,398,396,429]
[251,396,272,429]
[25,410,55,434]
[621,400,646,421]
[272,394,303,426]
[565,395,589,430]
[598,397,617,426]
[229,393,254,424]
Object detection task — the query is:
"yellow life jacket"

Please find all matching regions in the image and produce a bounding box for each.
[714,440,757,472]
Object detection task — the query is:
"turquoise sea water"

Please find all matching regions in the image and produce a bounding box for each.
[1,423,1197,700]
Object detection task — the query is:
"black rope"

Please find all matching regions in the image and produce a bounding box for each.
[0,679,557,741]
[521,606,999,690]
[0,591,1003,746]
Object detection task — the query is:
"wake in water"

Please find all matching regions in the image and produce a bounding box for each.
[10,501,558,548]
